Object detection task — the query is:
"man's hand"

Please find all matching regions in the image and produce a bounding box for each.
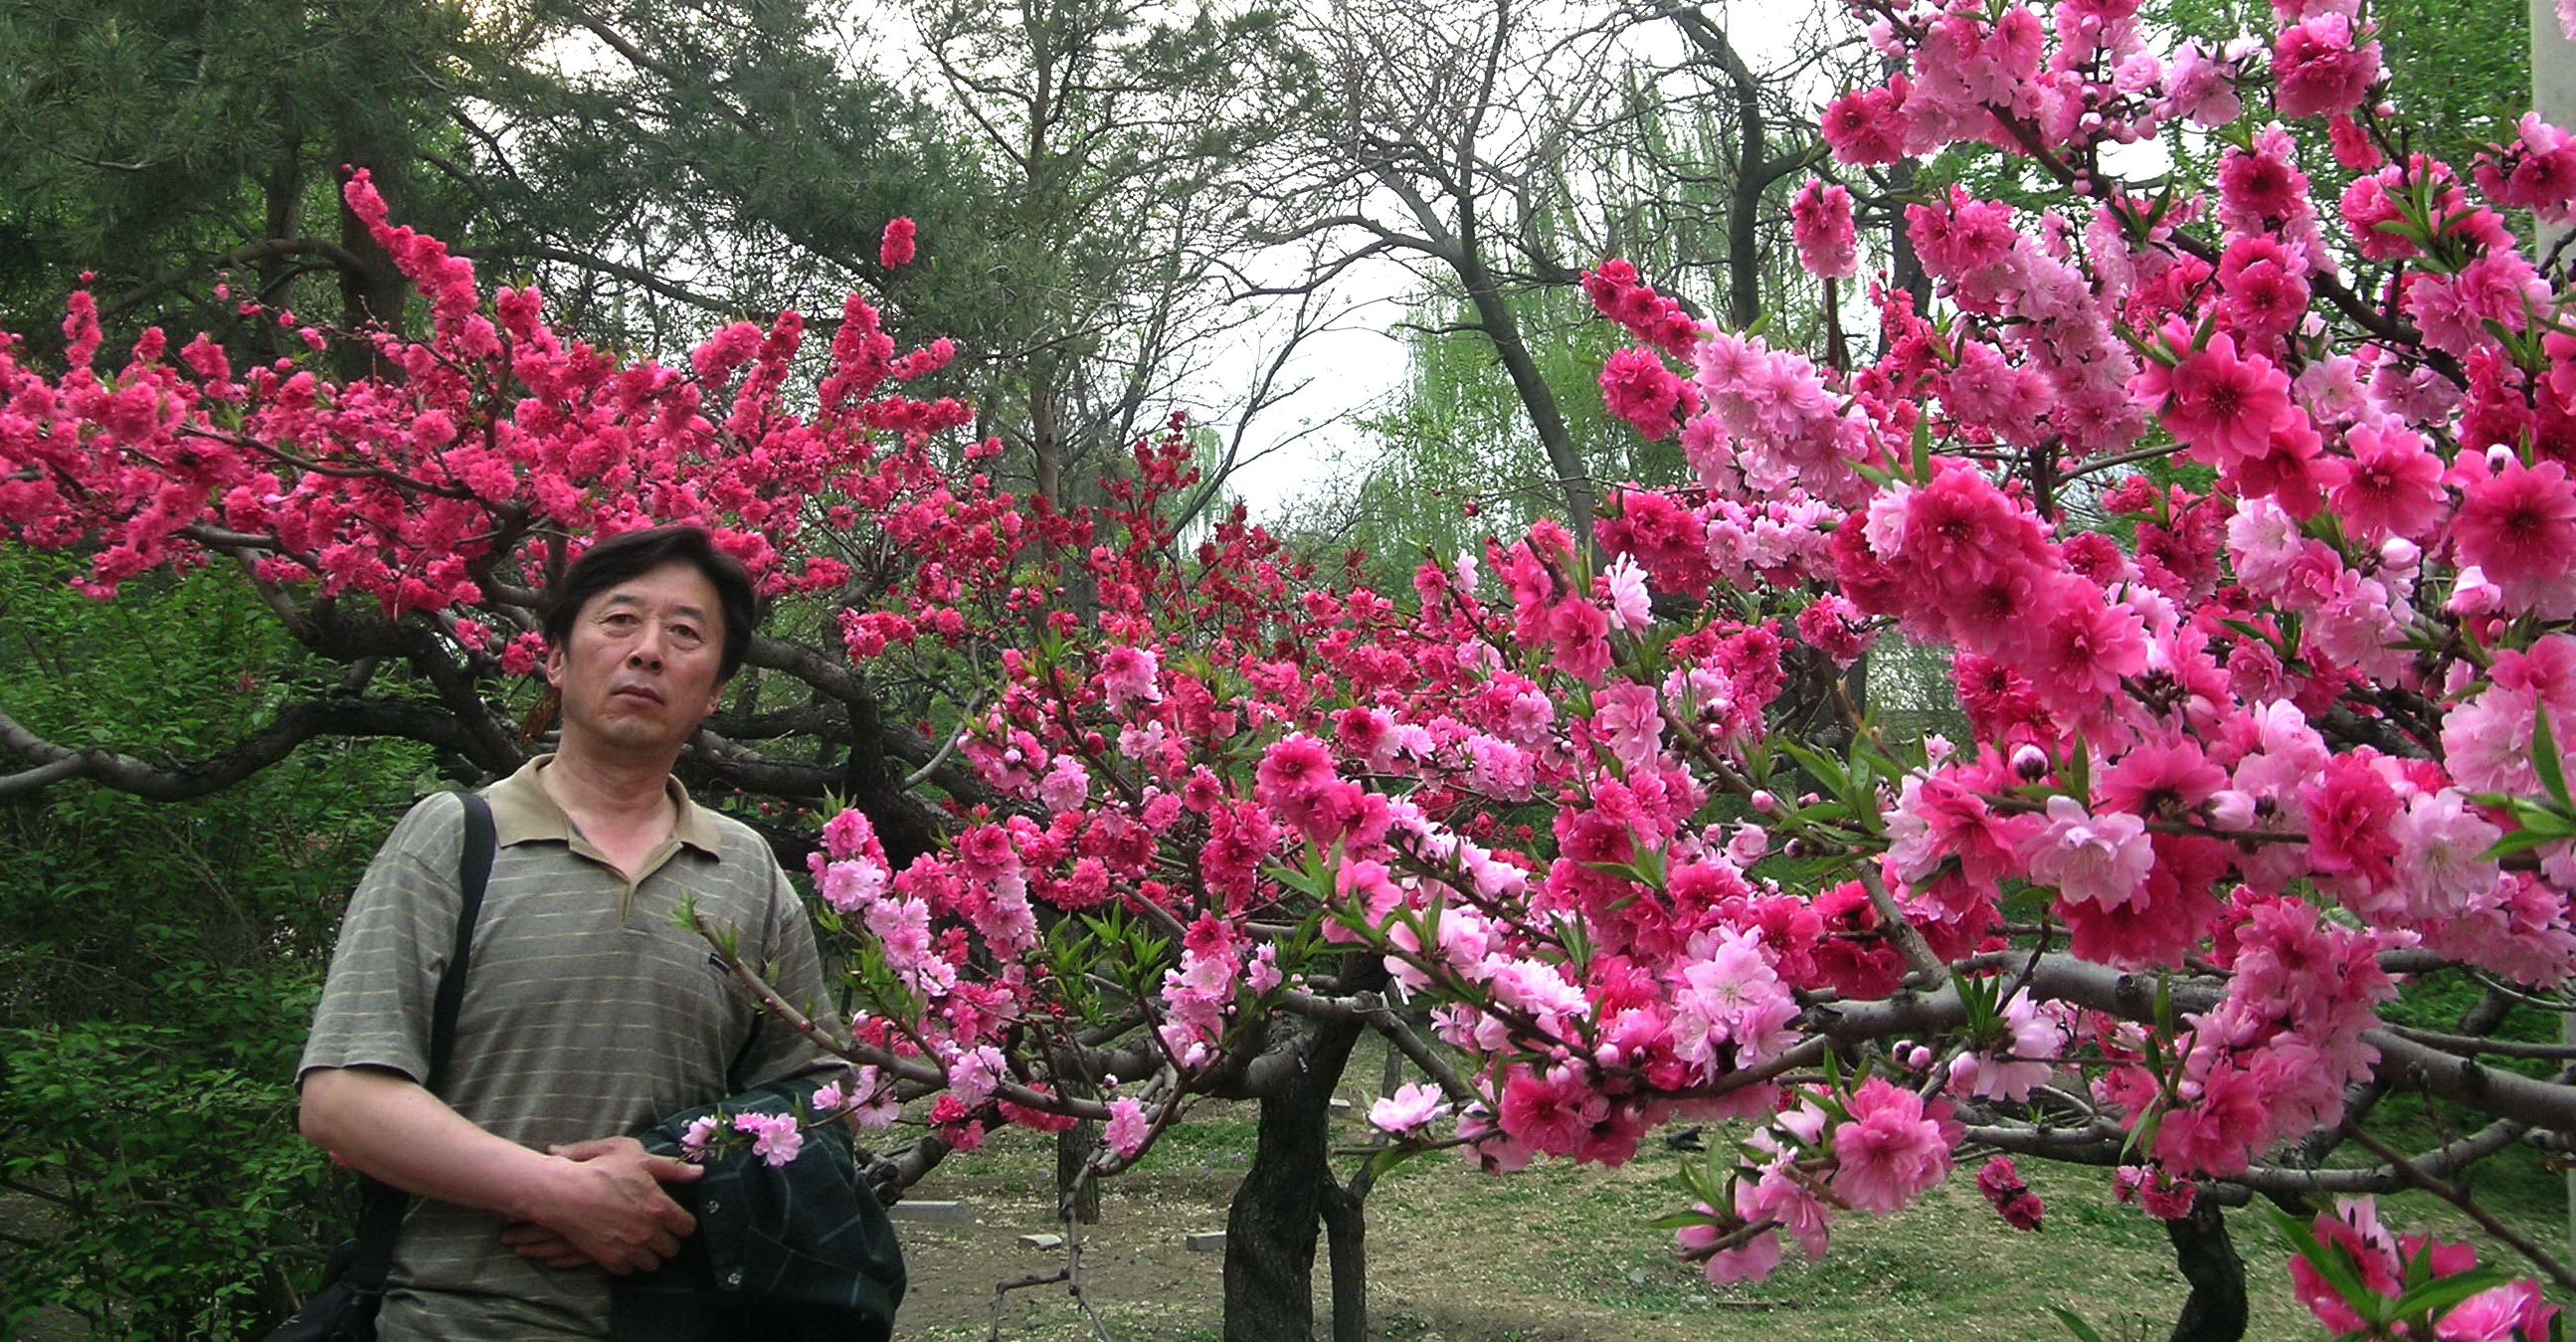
[498,1136,702,1274]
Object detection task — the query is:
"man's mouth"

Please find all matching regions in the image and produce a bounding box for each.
[611,684,665,705]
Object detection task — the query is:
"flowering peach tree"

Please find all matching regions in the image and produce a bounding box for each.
[11,0,2576,1331]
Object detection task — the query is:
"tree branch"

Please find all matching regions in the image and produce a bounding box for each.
[0,698,485,801]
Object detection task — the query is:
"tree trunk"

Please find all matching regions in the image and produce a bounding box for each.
[1454,257,1595,545]
[2164,1199,2248,1342]
[1318,1175,1367,1342]
[1056,1119,1102,1224]
[1222,1018,1367,1342]
[1885,159,1933,316]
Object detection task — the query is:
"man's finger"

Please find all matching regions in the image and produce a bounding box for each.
[549,1136,635,1162]
[644,1155,704,1184]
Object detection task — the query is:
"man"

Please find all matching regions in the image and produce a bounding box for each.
[298,525,842,1338]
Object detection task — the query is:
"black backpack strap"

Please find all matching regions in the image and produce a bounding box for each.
[342,790,496,1293]
[428,792,496,1093]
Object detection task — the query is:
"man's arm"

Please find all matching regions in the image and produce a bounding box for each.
[298,1064,700,1275]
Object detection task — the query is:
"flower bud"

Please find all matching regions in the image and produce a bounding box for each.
[1750,790,1778,814]
[2378,536,2420,569]
[2207,789,2258,830]
[2011,744,2050,782]
[2448,567,2501,616]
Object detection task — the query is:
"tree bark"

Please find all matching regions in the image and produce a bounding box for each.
[1222,1016,1368,1342]
[1455,260,1596,542]
[2163,1199,2248,1342]
[1057,1120,1103,1224]
[1318,1175,1367,1342]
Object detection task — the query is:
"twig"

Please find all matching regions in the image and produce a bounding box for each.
[1854,864,1945,984]
[2389,1027,2576,1060]
[900,688,984,789]
[2339,1121,2576,1296]
[988,1265,1073,1342]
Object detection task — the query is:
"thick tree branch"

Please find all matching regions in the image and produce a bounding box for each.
[0,698,483,801]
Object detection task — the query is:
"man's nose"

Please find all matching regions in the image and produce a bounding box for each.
[628,626,665,669]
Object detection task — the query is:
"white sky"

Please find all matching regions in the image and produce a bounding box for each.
[1190,0,1838,524]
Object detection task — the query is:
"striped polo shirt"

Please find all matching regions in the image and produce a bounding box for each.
[297,756,841,1339]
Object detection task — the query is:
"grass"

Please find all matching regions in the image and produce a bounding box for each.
[894,1035,2570,1342]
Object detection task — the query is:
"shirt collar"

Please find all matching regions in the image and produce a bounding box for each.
[484,754,723,857]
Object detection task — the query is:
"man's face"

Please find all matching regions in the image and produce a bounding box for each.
[545,560,729,759]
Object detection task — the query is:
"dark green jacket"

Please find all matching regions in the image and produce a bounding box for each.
[610,1077,905,1342]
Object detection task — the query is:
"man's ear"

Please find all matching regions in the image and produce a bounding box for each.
[543,643,565,689]
[702,675,730,720]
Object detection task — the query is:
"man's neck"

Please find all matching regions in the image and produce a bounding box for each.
[539,743,677,834]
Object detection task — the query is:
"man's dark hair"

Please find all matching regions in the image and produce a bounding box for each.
[541,525,760,682]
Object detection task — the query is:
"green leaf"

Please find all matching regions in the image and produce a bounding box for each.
[2534,704,2572,813]
[2484,825,2574,861]
[1579,859,1656,885]
[2046,1306,2110,1342]
[2267,1205,2374,1312]
[2390,1265,2517,1319]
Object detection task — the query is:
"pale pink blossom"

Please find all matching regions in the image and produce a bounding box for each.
[2021,796,2154,908]
[1369,1082,1452,1135]
[1105,1097,1151,1159]
[733,1111,805,1166]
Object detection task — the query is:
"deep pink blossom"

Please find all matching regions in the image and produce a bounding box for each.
[2271,14,2380,118]
[879,217,917,268]
[1829,1077,1957,1213]
[1791,179,1859,280]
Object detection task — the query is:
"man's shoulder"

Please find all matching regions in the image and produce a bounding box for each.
[687,804,792,884]
[378,788,473,861]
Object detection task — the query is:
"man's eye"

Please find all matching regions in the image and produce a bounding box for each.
[668,626,703,647]
[602,612,639,629]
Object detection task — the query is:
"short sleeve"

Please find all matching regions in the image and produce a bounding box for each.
[297,792,467,1089]
[730,859,848,1091]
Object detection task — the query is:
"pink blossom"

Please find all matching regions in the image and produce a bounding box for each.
[2128,329,2297,466]
[2330,423,2446,540]
[818,857,889,912]
[1601,554,1653,633]
[843,1067,900,1128]
[2271,14,2381,118]
[822,807,884,863]
[1599,346,1692,441]
[1790,180,1859,280]
[1037,755,1092,812]
[679,1114,723,1160]
[2022,796,2154,908]
[2162,42,2244,125]
[1105,1097,1150,1158]
[1975,1157,2045,1230]
[1820,82,1912,164]
[1098,644,1162,711]
[2452,456,2576,606]
[1829,1077,1957,1213]
[732,1111,805,1166]
[1369,1082,1451,1136]
[879,217,917,268]
[2390,789,2503,918]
